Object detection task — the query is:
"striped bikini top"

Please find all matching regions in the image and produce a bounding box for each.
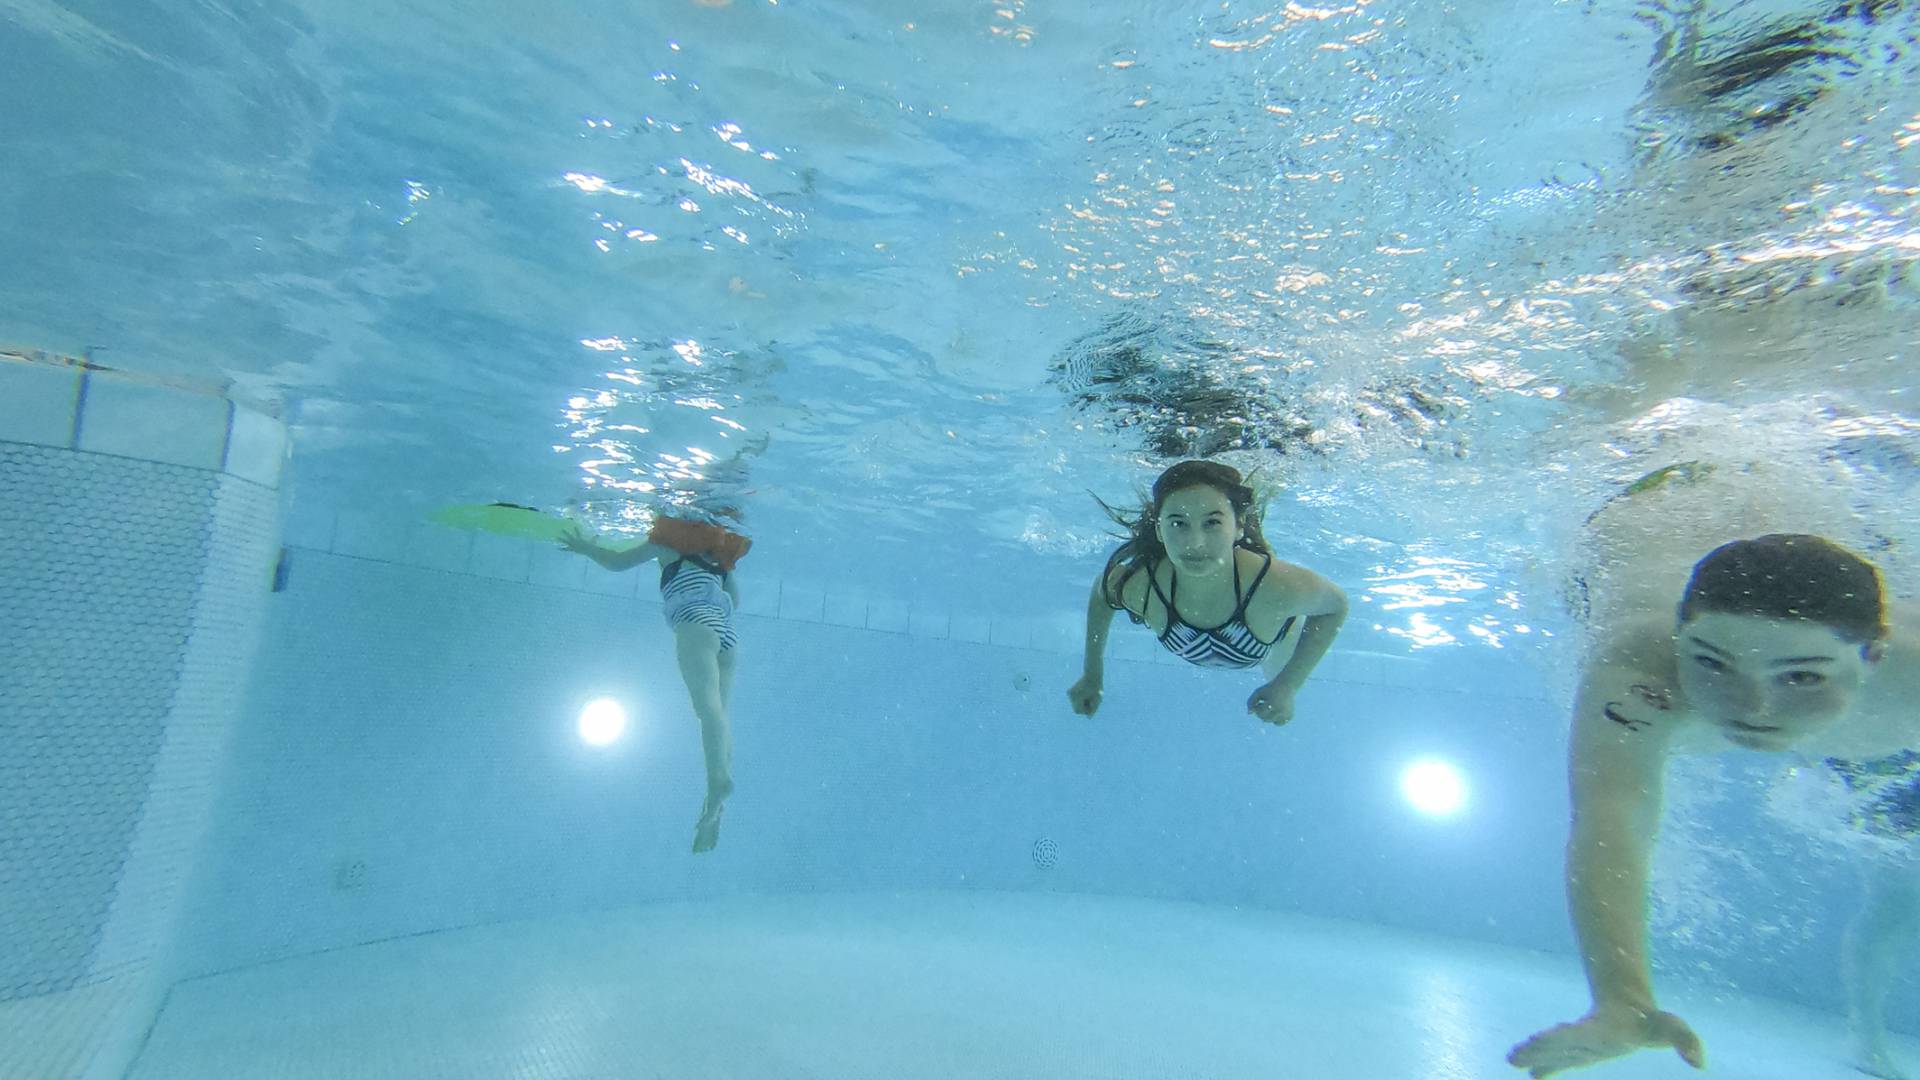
[1110,548,1295,670]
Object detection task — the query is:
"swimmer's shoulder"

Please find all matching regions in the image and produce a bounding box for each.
[1586,617,1681,684]
[1243,550,1341,616]
[1241,548,1299,599]
[1100,544,1155,614]
[1578,617,1707,747]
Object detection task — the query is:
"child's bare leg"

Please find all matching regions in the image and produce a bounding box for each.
[675,624,733,852]
[718,640,736,712]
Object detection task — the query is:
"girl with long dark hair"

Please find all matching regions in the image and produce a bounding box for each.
[1069,460,1349,724]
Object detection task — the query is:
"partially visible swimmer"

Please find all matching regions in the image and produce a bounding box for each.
[560,515,750,853]
[1834,757,1920,1080]
[1069,460,1348,724]
[1508,533,1920,1078]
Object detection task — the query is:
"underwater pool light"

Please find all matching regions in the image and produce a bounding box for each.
[1399,758,1467,817]
[577,697,628,746]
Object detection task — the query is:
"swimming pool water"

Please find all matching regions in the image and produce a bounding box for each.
[2,0,1917,1077]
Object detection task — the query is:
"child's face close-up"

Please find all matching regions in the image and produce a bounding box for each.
[1153,485,1240,574]
[1674,611,1879,749]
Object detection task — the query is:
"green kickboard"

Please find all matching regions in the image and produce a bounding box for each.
[427,502,575,541]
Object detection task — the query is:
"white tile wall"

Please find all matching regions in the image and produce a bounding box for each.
[988,618,1031,649]
[223,407,287,488]
[331,507,411,564]
[167,546,1580,1010]
[526,547,588,591]
[580,562,641,599]
[865,596,911,635]
[1109,629,1155,663]
[264,519,1127,668]
[76,371,232,471]
[822,591,868,629]
[256,499,1515,698]
[401,523,472,576]
[1031,613,1081,655]
[776,580,825,623]
[732,579,778,618]
[909,609,951,640]
[0,442,281,1080]
[469,533,533,583]
[0,350,285,490]
[82,473,278,1080]
[0,343,286,1075]
[279,501,336,551]
[0,353,82,448]
[951,613,992,645]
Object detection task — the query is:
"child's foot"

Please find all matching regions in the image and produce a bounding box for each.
[692,799,725,853]
[692,777,733,854]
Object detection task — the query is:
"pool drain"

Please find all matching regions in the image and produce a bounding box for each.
[1031,837,1059,869]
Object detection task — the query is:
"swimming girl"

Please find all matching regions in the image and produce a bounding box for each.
[1508,533,1920,1078]
[559,515,750,853]
[1069,460,1348,723]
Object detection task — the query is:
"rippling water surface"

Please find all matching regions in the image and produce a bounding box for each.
[2,0,1914,652]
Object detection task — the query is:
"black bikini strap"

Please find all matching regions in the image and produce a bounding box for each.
[1101,545,1137,611]
[1136,557,1172,636]
[1231,553,1272,623]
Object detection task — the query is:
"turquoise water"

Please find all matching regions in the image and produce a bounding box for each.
[3,1,1918,1077]
[7,0,1909,629]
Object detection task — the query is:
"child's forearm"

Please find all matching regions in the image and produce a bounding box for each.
[1568,800,1660,1013]
[1268,602,1346,691]
[1082,587,1115,677]
[1562,677,1672,1017]
[578,540,667,572]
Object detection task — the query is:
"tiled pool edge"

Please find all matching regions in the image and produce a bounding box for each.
[281,534,1542,699]
[0,348,286,489]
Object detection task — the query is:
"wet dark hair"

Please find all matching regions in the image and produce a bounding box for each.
[1679,533,1886,644]
[1096,460,1273,606]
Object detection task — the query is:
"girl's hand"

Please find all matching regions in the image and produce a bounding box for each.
[1248,682,1295,725]
[556,523,600,556]
[1067,675,1103,716]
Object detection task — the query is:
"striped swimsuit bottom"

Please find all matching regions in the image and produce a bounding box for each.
[660,558,737,652]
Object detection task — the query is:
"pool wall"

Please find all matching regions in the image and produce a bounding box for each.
[0,350,286,1080]
[175,529,1573,975]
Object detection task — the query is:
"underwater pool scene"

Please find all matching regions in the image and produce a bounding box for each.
[3,1,1918,1077]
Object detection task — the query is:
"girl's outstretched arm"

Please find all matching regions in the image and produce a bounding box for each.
[558,524,668,572]
[1069,558,1125,715]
